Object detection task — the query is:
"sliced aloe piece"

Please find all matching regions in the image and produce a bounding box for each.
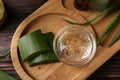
[18,30,50,62]
[29,32,59,67]
[29,51,59,67]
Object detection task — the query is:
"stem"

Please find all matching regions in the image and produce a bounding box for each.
[109,29,120,47]
[0,50,10,59]
[97,11,120,46]
[64,7,112,25]
[64,0,120,25]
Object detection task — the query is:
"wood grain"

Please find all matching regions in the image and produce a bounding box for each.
[0,0,120,80]
[10,0,120,80]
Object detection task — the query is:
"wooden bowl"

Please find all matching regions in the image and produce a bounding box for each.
[0,0,6,26]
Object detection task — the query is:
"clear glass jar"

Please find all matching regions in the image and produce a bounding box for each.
[53,25,96,66]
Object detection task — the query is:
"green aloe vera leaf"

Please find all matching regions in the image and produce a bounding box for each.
[91,0,109,11]
[97,11,120,46]
[29,51,59,67]
[109,29,120,47]
[29,32,59,67]
[0,50,10,59]
[17,30,50,62]
[44,32,54,48]
[0,71,16,80]
[63,7,112,25]
[64,0,120,25]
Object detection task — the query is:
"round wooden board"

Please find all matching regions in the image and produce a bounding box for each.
[11,11,95,80]
[0,0,6,27]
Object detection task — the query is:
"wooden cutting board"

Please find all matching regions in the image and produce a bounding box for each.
[10,0,120,80]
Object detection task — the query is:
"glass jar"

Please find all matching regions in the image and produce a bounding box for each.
[53,25,96,66]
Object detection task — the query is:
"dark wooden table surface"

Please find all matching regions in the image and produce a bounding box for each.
[0,0,120,80]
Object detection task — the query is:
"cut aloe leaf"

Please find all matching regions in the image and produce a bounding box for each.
[29,51,59,67]
[0,71,16,80]
[0,50,10,59]
[29,32,59,67]
[18,30,50,62]
[44,32,54,48]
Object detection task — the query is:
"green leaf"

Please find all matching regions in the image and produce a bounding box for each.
[29,51,59,67]
[63,7,112,25]
[0,71,16,80]
[91,0,109,11]
[17,30,51,62]
[97,11,120,46]
[64,0,120,26]
[28,32,59,67]
[0,50,10,59]
[109,29,120,47]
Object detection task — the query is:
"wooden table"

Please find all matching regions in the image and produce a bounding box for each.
[0,0,120,80]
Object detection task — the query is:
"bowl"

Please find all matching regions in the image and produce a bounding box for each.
[53,25,96,66]
[0,1,6,27]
